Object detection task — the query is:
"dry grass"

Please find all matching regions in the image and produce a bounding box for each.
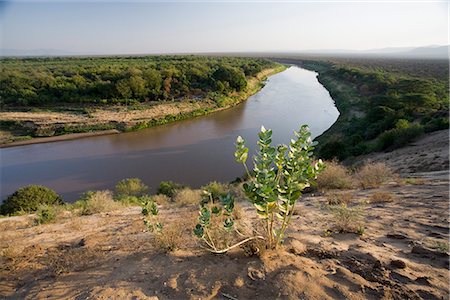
[44,246,103,275]
[316,161,353,190]
[173,188,202,206]
[81,190,123,215]
[151,194,171,206]
[326,192,353,205]
[403,177,426,185]
[355,162,393,189]
[368,191,394,203]
[0,245,23,264]
[327,204,365,234]
[155,213,197,252]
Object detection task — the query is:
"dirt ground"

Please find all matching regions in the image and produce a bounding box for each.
[355,129,449,175]
[0,173,448,300]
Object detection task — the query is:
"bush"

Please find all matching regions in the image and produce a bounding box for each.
[316,161,353,190]
[157,181,186,198]
[35,204,60,225]
[1,185,63,215]
[356,162,393,189]
[79,190,123,215]
[200,181,228,204]
[151,194,171,206]
[377,122,424,151]
[115,178,149,197]
[173,188,202,206]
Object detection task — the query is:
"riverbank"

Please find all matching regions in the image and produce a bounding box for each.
[272,57,449,161]
[0,65,286,148]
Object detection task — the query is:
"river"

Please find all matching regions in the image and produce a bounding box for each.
[0,66,339,201]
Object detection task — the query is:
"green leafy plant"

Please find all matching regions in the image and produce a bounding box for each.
[0,185,64,215]
[194,191,261,254]
[35,204,59,225]
[141,196,162,233]
[235,125,324,248]
[156,181,186,198]
[115,178,149,198]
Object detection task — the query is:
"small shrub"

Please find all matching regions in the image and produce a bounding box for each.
[154,220,187,252]
[235,125,324,248]
[173,188,202,206]
[327,192,353,205]
[377,121,423,151]
[328,204,365,234]
[80,190,123,215]
[369,191,394,203]
[201,181,228,203]
[1,185,63,215]
[115,178,148,198]
[194,193,244,253]
[356,162,393,189]
[157,181,186,198]
[151,194,171,206]
[35,204,59,225]
[316,161,353,190]
[430,240,449,252]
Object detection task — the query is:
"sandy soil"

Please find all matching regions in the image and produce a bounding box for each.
[1,176,448,299]
[354,129,449,175]
[0,102,209,126]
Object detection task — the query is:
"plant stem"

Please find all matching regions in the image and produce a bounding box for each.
[201,236,265,254]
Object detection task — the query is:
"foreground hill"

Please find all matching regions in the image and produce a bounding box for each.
[1,127,449,300]
[0,170,448,299]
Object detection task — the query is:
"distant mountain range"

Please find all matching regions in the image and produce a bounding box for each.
[1,45,448,59]
[276,45,449,59]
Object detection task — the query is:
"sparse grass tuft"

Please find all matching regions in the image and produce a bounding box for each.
[151,194,171,206]
[403,177,426,185]
[430,240,449,252]
[154,219,191,252]
[368,191,394,204]
[79,190,123,215]
[326,192,353,205]
[316,161,353,190]
[173,188,202,206]
[355,162,393,189]
[328,204,365,234]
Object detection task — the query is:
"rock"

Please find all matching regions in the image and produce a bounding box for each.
[386,233,409,240]
[78,238,86,247]
[247,262,265,281]
[415,276,432,286]
[411,245,449,257]
[283,238,307,255]
[390,259,407,269]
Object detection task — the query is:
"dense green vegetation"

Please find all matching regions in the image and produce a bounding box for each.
[295,59,449,159]
[0,185,63,215]
[0,55,277,107]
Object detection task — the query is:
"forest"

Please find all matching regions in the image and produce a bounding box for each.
[0,56,276,107]
[291,58,449,159]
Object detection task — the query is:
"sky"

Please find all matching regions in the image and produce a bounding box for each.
[0,0,448,55]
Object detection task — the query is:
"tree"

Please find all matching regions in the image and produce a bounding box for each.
[116,79,132,99]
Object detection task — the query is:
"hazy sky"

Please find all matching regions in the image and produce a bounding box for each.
[0,1,448,55]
